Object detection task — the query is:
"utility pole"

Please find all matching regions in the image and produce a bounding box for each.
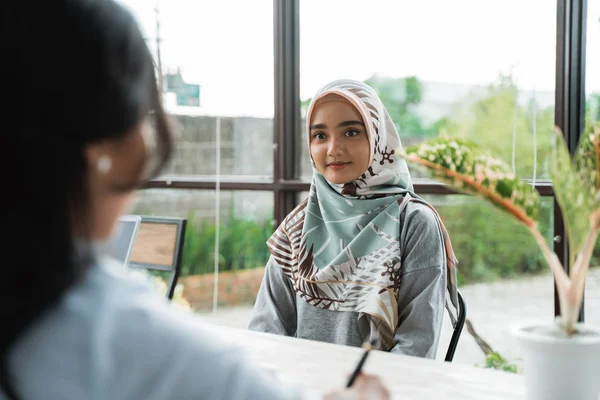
[154,0,164,96]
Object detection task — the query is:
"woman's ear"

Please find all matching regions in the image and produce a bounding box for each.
[85,140,115,177]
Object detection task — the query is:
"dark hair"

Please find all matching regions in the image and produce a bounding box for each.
[1,0,172,398]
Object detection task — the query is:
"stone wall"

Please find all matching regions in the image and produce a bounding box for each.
[162,115,274,177]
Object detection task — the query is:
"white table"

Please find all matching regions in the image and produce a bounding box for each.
[203,324,526,400]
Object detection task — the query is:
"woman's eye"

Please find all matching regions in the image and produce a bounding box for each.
[314,133,326,140]
[346,130,360,137]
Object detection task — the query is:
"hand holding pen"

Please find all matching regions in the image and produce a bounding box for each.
[321,339,390,400]
[346,339,378,387]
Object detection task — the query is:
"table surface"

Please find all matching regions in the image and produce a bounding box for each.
[203,324,526,400]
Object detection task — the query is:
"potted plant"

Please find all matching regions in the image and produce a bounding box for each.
[396,122,600,400]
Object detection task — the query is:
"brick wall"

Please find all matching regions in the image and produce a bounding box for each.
[179,267,266,311]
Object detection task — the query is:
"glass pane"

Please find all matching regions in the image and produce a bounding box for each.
[585,1,600,123]
[129,189,274,317]
[155,188,554,366]
[423,195,555,367]
[586,1,600,125]
[299,0,556,183]
[586,1,600,327]
[291,193,553,367]
[298,193,555,366]
[118,0,274,178]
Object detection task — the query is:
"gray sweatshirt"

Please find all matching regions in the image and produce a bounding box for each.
[249,202,447,359]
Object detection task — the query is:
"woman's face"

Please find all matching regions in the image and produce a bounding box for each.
[309,99,371,185]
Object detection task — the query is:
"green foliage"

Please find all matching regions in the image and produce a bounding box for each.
[585,100,600,265]
[364,75,430,135]
[573,123,600,208]
[394,73,600,296]
[395,73,558,283]
[431,195,552,284]
[301,75,434,136]
[180,211,272,276]
[587,93,600,123]
[177,77,600,287]
[484,352,519,373]
[551,126,598,263]
[402,137,540,226]
[439,74,554,181]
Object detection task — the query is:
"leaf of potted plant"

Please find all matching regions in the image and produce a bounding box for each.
[396,123,600,400]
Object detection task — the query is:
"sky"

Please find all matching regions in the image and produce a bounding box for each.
[117,0,600,118]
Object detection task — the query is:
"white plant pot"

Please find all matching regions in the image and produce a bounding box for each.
[511,322,600,400]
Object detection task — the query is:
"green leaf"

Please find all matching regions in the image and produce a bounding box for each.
[484,352,518,374]
[485,352,518,374]
[573,123,600,210]
[398,137,540,227]
[551,127,594,256]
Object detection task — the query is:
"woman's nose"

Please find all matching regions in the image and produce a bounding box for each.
[327,137,345,156]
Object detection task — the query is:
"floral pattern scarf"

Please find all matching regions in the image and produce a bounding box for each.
[267,79,459,350]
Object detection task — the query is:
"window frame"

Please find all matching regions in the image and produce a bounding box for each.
[144,0,589,321]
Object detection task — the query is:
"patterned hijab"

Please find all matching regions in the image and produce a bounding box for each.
[267,79,458,350]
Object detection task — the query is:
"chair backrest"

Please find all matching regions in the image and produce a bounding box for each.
[444,290,466,362]
[128,216,187,300]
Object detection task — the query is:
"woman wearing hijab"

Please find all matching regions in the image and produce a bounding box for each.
[249,79,459,359]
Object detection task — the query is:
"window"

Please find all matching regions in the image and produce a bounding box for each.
[586,1,599,126]
[585,0,599,327]
[113,0,591,368]
[300,0,556,182]
[130,189,274,311]
[120,0,275,178]
[427,195,554,365]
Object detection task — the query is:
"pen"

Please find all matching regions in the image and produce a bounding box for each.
[345,339,377,387]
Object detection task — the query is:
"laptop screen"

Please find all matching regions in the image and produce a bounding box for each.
[106,216,141,266]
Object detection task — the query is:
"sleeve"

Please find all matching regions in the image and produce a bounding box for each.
[390,204,447,359]
[99,285,304,400]
[248,256,298,336]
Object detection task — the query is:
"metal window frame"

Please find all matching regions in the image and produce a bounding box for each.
[273,0,301,226]
[554,0,587,321]
[142,0,589,319]
[146,176,556,196]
